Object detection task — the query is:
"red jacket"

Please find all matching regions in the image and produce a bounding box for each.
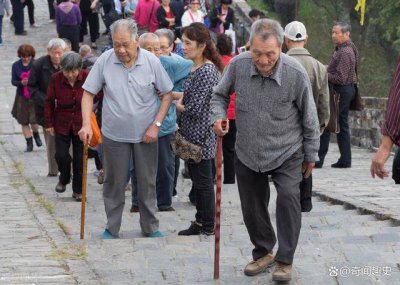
[221,55,236,120]
[44,70,88,136]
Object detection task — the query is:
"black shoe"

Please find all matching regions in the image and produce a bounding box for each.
[25,137,33,152]
[178,221,203,236]
[158,207,175,212]
[314,161,323,168]
[15,31,27,36]
[72,192,82,202]
[47,173,58,177]
[33,132,43,147]
[331,162,351,168]
[55,182,66,193]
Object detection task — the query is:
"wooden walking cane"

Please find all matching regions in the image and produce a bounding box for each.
[80,143,89,239]
[214,119,227,280]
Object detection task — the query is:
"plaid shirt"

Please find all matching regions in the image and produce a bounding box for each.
[44,70,88,136]
[382,60,400,146]
[327,40,358,85]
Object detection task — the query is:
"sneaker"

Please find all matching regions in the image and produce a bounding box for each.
[48,19,55,23]
[97,169,104,184]
[244,252,275,276]
[158,207,175,212]
[130,205,139,213]
[178,221,202,236]
[142,230,164,238]
[72,192,82,202]
[272,261,292,281]
[30,23,40,28]
[55,182,66,193]
[101,229,116,239]
[91,43,98,49]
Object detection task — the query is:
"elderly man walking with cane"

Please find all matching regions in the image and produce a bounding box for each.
[211,19,320,281]
[78,19,173,239]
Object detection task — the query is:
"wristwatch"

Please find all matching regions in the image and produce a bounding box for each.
[153,121,162,127]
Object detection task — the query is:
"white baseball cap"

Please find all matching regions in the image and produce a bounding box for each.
[284,21,307,41]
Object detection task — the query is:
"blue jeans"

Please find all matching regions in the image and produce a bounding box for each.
[132,134,175,210]
[319,84,355,166]
[0,15,3,43]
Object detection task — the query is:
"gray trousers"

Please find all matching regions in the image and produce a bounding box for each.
[235,148,303,264]
[43,128,58,175]
[102,135,159,236]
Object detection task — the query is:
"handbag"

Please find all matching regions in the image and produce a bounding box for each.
[170,131,203,163]
[327,86,340,134]
[90,112,102,148]
[350,83,363,111]
[349,44,363,111]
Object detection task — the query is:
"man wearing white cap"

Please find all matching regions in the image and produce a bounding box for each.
[284,21,330,131]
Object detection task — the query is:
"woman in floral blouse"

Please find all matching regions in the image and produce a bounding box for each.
[176,22,224,236]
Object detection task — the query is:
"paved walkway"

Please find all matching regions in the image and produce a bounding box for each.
[1,2,400,284]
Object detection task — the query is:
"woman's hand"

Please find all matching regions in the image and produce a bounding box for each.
[176,97,185,113]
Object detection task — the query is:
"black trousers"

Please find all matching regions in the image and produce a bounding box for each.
[11,0,24,34]
[24,0,35,25]
[47,0,55,20]
[55,131,83,194]
[58,24,80,52]
[222,119,236,184]
[79,11,99,43]
[235,149,303,264]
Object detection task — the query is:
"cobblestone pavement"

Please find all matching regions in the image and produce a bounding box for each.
[1,2,400,284]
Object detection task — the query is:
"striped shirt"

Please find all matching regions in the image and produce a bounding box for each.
[327,40,358,86]
[382,60,400,146]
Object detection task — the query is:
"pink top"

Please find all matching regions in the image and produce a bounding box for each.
[134,0,160,33]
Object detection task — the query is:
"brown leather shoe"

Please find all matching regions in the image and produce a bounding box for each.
[244,252,275,276]
[130,205,139,213]
[272,261,292,281]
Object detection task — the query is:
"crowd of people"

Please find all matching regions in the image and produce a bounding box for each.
[9,0,400,282]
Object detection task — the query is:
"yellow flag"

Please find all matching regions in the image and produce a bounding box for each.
[355,0,366,26]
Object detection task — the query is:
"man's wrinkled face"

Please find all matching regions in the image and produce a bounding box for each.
[250,36,281,76]
[331,25,349,45]
[141,37,161,58]
[112,28,139,64]
[48,47,64,66]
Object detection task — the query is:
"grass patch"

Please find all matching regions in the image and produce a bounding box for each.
[10,182,24,189]
[0,140,5,145]
[13,160,23,173]
[37,195,55,215]
[56,220,73,238]
[46,244,87,261]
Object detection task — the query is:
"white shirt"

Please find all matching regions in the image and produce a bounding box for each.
[181,9,204,27]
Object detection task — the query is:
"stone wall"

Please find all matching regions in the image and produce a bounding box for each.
[231,1,388,149]
[349,97,387,149]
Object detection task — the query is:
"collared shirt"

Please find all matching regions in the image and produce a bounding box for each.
[211,52,320,172]
[83,48,173,143]
[287,47,330,127]
[327,39,358,86]
[382,60,400,146]
[45,70,88,136]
